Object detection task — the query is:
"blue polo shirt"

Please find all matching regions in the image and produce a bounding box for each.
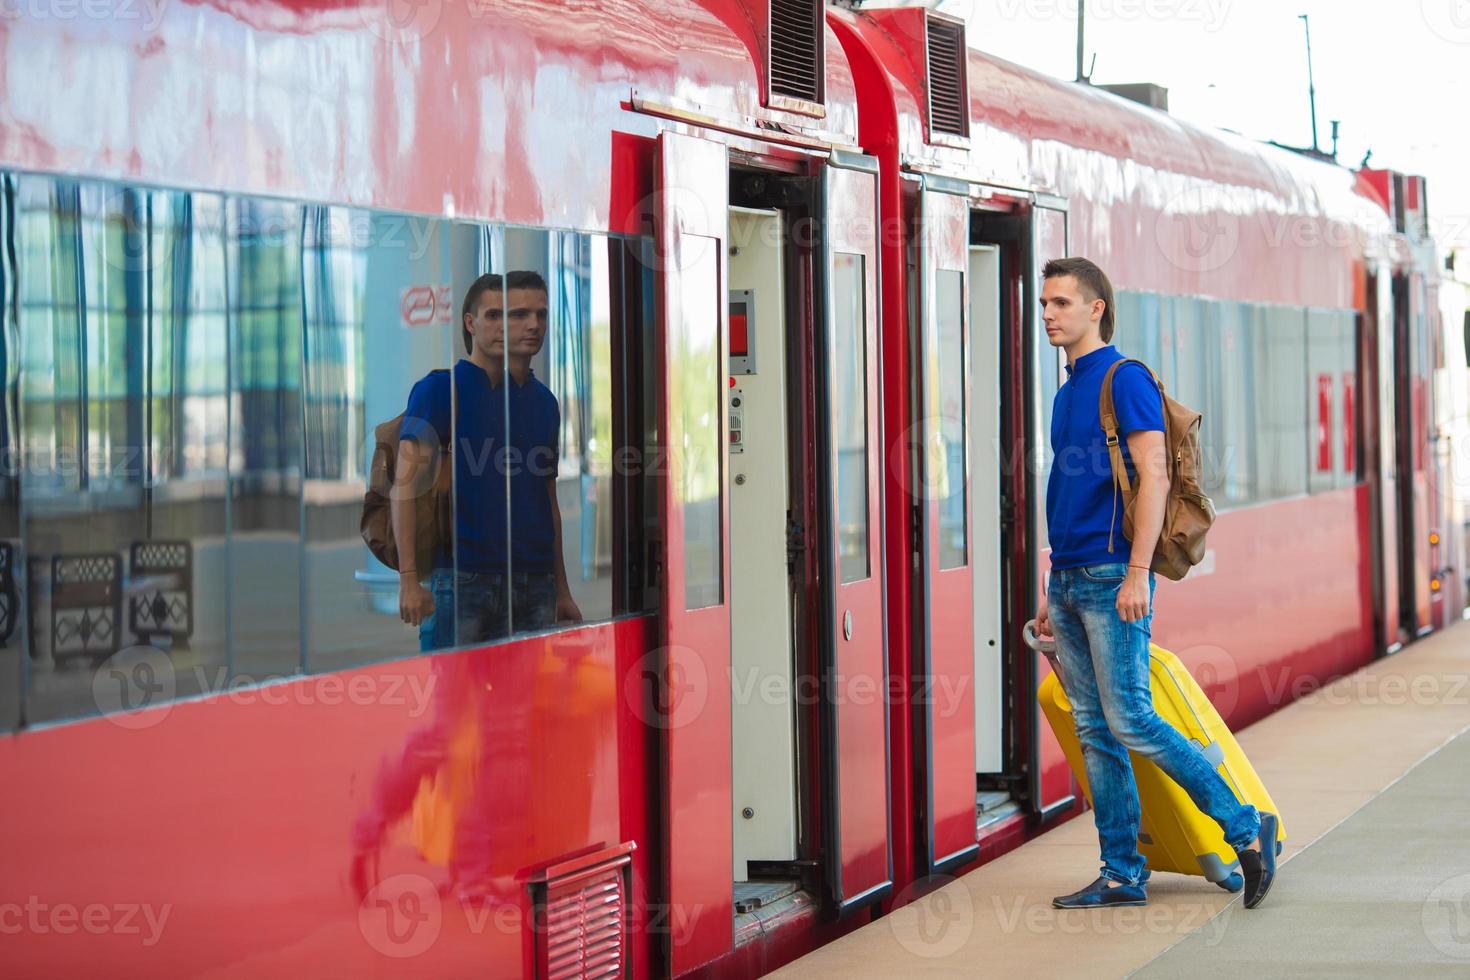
[400,359,560,573]
[1045,346,1165,571]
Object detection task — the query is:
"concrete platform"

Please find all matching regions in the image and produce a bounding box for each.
[770,621,1470,978]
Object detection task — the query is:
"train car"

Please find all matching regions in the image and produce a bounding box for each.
[829,7,1447,871]
[0,2,1449,978]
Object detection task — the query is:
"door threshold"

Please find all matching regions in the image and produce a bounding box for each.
[733,878,801,915]
[977,790,1022,832]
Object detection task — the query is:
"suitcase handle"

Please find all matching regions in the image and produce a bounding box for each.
[1024,619,1071,695]
[1022,619,1057,655]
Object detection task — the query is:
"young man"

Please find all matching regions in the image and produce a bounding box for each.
[1035,257,1278,910]
[395,270,583,650]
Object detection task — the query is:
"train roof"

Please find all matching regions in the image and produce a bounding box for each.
[0,0,862,229]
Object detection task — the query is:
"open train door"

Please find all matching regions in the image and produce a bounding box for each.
[1027,197,1076,819]
[654,130,733,974]
[817,152,892,912]
[913,178,980,872]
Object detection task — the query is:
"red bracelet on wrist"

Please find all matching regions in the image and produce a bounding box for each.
[1128,563,1150,571]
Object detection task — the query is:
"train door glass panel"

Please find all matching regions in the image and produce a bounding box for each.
[1338,312,1359,490]
[1307,309,1339,496]
[1409,276,1432,629]
[936,270,967,571]
[677,243,725,608]
[833,253,870,582]
[1028,201,1073,818]
[820,157,890,910]
[727,207,798,882]
[915,185,977,872]
[970,245,1005,778]
[1032,253,1062,553]
[655,130,733,975]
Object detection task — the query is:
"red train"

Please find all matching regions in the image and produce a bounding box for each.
[0,2,1450,977]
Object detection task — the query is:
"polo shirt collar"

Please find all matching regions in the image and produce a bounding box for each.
[1065,344,1118,378]
[459,358,537,390]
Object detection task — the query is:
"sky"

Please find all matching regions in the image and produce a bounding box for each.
[900,0,1470,251]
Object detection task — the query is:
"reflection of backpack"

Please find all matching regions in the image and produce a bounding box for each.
[1098,359,1216,581]
[360,370,453,574]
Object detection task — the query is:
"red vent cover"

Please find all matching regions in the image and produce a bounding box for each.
[531,843,636,979]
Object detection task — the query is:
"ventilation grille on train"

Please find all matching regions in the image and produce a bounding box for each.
[532,844,634,980]
[926,16,968,138]
[769,0,822,104]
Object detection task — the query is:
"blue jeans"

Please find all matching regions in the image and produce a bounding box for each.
[419,568,558,652]
[1048,561,1260,886]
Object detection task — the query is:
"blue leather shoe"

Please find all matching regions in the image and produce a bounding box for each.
[1051,876,1147,909]
[1238,812,1280,909]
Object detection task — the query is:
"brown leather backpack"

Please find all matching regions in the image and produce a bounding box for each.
[1098,359,1216,581]
[360,370,453,575]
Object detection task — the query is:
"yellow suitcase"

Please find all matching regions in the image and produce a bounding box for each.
[1027,623,1286,890]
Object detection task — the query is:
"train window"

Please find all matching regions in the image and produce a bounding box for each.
[833,252,870,583]
[0,171,663,729]
[1254,307,1309,500]
[1170,297,1205,410]
[0,176,15,730]
[502,228,621,634]
[302,208,462,671]
[936,269,967,570]
[11,177,232,725]
[229,198,306,679]
[1211,301,1257,509]
[1130,291,1165,371]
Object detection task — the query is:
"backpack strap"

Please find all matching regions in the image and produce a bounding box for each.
[1098,358,1168,554]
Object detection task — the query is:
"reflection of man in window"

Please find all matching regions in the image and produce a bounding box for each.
[397,271,582,650]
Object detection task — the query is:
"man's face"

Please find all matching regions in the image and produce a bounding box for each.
[1040,274,1104,349]
[506,288,549,358]
[466,289,505,359]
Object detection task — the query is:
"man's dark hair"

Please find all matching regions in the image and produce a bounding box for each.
[460,270,550,353]
[1042,256,1115,343]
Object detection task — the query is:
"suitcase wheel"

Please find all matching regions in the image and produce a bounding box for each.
[1217,873,1243,893]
